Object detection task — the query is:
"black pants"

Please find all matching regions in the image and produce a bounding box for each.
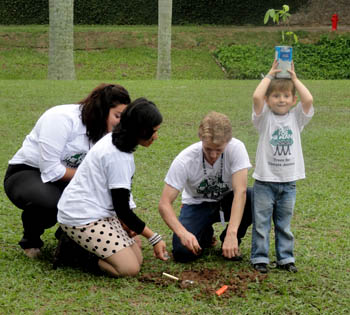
[172,188,252,262]
[4,164,68,249]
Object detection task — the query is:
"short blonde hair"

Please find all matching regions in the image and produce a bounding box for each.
[198,111,232,145]
[266,79,296,97]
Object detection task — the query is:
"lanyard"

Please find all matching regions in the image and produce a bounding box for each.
[202,152,224,177]
[202,152,226,226]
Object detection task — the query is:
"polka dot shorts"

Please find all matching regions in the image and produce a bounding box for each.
[60,217,135,259]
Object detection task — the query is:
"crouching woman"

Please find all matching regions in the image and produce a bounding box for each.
[57,98,168,277]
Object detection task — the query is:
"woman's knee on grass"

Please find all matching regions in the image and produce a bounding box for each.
[103,247,142,277]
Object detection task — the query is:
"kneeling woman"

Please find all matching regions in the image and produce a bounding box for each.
[57,98,168,277]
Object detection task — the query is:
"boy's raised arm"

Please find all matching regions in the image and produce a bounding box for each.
[288,63,313,114]
[253,60,280,115]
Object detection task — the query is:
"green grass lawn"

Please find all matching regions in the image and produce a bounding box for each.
[2,25,348,80]
[0,79,349,313]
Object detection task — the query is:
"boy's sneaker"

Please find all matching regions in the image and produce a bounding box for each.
[253,263,268,273]
[278,262,298,273]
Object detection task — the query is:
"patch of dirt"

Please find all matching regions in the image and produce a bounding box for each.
[138,268,268,299]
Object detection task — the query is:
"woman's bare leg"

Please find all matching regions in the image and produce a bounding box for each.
[98,243,143,277]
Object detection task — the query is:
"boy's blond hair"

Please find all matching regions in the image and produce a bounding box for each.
[198,111,232,145]
[266,79,296,97]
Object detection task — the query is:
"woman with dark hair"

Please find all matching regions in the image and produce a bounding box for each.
[4,83,131,258]
[57,98,168,277]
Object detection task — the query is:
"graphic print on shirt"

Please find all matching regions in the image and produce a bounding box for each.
[196,173,229,200]
[63,152,87,168]
[270,126,293,156]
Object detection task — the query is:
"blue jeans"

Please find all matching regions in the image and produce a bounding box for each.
[172,189,252,262]
[251,180,296,265]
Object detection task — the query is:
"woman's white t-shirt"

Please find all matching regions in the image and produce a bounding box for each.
[165,139,252,205]
[57,133,136,227]
[9,104,90,183]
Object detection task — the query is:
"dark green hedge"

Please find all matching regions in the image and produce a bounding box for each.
[0,0,307,25]
[1,0,48,24]
[213,35,350,79]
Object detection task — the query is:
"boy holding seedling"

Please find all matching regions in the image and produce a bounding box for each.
[251,60,314,273]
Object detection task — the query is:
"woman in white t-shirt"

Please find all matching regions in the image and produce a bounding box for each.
[4,83,131,258]
[57,98,168,277]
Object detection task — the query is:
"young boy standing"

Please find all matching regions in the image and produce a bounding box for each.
[251,60,314,273]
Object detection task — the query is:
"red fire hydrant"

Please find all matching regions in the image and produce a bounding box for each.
[331,14,339,31]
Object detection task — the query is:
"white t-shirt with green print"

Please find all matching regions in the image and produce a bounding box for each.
[252,102,314,182]
[9,104,90,183]
[165,139,252,205]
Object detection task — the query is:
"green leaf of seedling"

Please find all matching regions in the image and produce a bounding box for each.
[294,33,298,43]
[275,15,280,24]
[280,12,291,23]
[264,11,271,24]
[283,4,290,12]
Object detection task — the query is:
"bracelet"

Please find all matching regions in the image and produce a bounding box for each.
[265,74,274,80]
[148,233,162,246]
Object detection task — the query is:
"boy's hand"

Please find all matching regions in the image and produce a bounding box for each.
[267,59,282,78]
[287,61,297,81]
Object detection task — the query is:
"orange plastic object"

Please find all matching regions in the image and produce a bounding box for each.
[215,285,228,296]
